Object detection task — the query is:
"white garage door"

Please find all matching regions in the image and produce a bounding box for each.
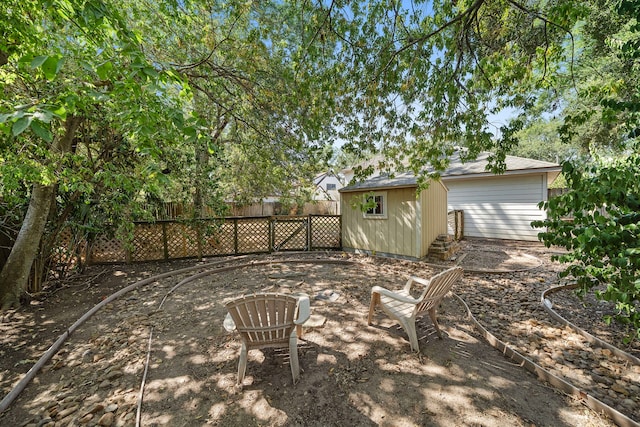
[445,175,548,241]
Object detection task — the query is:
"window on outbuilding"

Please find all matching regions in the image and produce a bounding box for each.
[363,192,387,219]
[326,183,337,191]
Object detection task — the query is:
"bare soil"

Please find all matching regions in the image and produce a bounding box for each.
[0,239,631,426]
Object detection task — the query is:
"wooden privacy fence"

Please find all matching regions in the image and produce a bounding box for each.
[88,215,342,264]
[448,210,464,241]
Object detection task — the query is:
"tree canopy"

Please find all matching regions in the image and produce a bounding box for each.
[1,0,638,337]
[0,0,340,306]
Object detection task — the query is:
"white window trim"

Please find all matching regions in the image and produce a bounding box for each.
[363,191,388,219]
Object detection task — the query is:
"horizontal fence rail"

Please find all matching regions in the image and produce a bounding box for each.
[88,215,342,264]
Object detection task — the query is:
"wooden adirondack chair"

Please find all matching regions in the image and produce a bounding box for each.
[224,292,310,385]
[367,267,463,352]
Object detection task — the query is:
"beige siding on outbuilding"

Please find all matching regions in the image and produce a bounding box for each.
[420,181,449,255]
[340,179,448,259]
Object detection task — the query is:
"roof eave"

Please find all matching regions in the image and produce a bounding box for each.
[441,166,562,180]
[339,183,417,193]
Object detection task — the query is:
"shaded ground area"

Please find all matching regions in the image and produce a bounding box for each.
[0,240,627,426]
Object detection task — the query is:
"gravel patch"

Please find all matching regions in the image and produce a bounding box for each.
[0,240,637,426]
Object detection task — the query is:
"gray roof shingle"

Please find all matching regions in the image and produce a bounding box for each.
[339,152,560,192]
[442,152,560,177]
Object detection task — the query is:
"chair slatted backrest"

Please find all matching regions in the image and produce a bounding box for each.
[226,293,298,346]
[416,267,463,314]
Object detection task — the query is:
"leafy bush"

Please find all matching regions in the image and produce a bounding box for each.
[534,146,640,343]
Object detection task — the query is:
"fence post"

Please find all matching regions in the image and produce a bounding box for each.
[125,225,132,263]
[162,222,169,260]
[454,211,459,240]
[196,220,203,260]
[307,214,312,251]
[269,216,275,253]
[85,237,92,266]
[233,218,239,254]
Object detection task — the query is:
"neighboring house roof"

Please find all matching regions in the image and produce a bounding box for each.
[314,172,330,185]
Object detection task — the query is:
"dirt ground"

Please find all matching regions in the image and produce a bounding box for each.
[0,239,624,426]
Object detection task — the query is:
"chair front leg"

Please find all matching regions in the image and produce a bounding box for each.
[400,318,420,352]
[237,342,248,385]
[367,291,380,325]
[428,307,443,339]
[289,334,300,384]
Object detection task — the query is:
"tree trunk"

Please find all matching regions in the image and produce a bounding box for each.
[0,116,81,309]
[0,184,55,308]
[193,143,210,218]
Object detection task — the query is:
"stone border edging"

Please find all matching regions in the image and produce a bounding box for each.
[424,251,543,274]
[3,254,637,427]
[453,292,639,427]
[541,285,640,366]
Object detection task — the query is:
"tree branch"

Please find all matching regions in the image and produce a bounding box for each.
[505,0,577,91]
[299,0,337,66]
[375,0,486,80]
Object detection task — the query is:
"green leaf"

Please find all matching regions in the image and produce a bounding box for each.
[30,121,53,142]
[30,55,48,68]
[88,89,109,101]
[51,105,67,120]
[32,110,54,123]
[41,55,64,80]
[96,61,113,80]
[12,116,31,136]
[183,126,197,139]
[143,67,159,78]
[17,54,34,65]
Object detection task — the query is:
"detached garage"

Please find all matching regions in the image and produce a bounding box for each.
[442,153,561,241]
[339,174,449,259]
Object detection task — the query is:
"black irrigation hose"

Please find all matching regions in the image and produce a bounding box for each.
[0,257,251,414]
[453,292,639,427]
[3,255,638,427]
[111,257,355,426]
[134,258,356,425]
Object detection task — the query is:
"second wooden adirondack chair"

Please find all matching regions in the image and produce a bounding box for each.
[368,267,463,352]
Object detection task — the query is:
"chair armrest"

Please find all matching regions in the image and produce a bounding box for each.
[371,286,420,305]
[410,276,431,286]
[402,275,431,292]
[294,294,311,325]
[223,312,236,332]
